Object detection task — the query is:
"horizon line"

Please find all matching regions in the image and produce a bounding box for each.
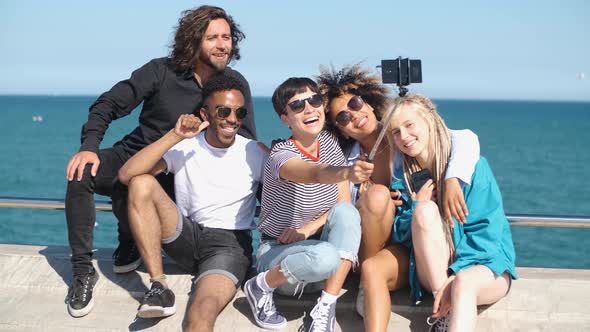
[1,94,589,104]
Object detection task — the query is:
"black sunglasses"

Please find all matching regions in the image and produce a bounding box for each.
[287,94,323,113]
[215,106,248,120]
[334,96,365,126]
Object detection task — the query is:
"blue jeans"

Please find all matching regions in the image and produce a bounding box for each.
[256,202,361,295]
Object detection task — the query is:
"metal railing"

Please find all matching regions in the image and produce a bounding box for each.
[1,196,589,228]
[0,196,112,211]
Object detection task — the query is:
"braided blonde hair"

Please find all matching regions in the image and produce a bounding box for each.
[388,94,455,256]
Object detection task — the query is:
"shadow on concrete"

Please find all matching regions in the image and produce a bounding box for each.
[128,315,174,331]
[232,282,314,331]
[38,245,189,330]
[391,288,432,332]
[180,277,196,330]
[38,245,76,286]
[39,246,150,304]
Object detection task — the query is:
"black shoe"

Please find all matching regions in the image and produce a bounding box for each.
[67,268,99,318]
[427,316,449,332]
[137,281,176,318]
[112,242,142,274]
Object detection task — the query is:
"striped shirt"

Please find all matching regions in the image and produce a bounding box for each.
[258,130,346,238]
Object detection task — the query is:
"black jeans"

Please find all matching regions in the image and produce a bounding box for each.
[65,147,174,274]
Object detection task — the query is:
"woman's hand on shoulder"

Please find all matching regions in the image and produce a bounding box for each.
[443,177,468,227]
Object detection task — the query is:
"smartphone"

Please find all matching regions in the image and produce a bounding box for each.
[381,58,422,86]
[411,169,432,192]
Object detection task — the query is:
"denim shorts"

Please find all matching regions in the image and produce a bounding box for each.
[161,207,253,286]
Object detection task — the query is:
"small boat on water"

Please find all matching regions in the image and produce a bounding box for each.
[1,196,589,331]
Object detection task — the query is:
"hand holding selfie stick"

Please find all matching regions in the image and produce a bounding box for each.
[368,100,398,162]
[368,56,421,162]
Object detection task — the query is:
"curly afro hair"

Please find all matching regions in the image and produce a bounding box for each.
[317,63,391,151]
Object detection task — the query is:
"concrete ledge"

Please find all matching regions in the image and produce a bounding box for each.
[1,244,589,331]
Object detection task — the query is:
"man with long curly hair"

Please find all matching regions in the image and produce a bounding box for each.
[64,5,256,318]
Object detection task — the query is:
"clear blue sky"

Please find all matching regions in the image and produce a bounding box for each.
[1,0,588,100]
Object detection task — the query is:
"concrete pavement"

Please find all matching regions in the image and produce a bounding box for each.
[0,244,589,331]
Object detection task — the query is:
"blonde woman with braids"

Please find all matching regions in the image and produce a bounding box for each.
[318,65,481,331]
[387,94,517,331]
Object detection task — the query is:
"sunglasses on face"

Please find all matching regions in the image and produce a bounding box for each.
[334,96,365,126]
[215,106,248,120]
[286,94,323,113]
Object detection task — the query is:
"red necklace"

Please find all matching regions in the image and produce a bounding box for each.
[288,138,320,162]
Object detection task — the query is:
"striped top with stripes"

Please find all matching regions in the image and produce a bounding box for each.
[258,130,346,238]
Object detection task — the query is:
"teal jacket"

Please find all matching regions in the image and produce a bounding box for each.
[391,157,518,304]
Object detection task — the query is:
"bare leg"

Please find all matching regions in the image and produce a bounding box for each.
[362,244,409,332]
[184,274,238,332]
[264,265,289,288]
[357,185,395,263]
[411,201,450,292]
[127,174,178,287]
[324,260,352,295]
[449,266,510,332]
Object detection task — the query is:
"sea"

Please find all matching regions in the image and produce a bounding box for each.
[1,96,589,269]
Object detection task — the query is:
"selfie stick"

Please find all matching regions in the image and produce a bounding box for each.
[367,101,397,162]
[368,58,409,162]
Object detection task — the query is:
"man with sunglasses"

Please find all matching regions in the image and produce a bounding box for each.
[64,5,256,318]
[118,75,266,330]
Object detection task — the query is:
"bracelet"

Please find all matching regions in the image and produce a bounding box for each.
[149,274,167,283]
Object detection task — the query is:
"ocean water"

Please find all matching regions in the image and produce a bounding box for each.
[0,96,589,268]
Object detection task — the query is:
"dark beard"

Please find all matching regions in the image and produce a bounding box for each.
[199,51,228,72]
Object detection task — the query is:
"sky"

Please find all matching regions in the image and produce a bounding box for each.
[0,0,588,101]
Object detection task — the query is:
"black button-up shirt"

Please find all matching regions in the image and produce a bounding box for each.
[79,57,256,157]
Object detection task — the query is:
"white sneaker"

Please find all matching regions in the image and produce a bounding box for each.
[244,276,287,330]
[355,287,364,318]
[309,298,336,332]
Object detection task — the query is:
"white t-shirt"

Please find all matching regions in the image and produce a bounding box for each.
[444,129,480,185]
[162,131,266,230]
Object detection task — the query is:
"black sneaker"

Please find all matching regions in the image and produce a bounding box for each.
[112,242,142,274]
[67,268,99,318]
[137,281,176,318]
[427,316,449,332]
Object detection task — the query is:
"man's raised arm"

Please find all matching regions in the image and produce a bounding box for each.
[118,114,209,185]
